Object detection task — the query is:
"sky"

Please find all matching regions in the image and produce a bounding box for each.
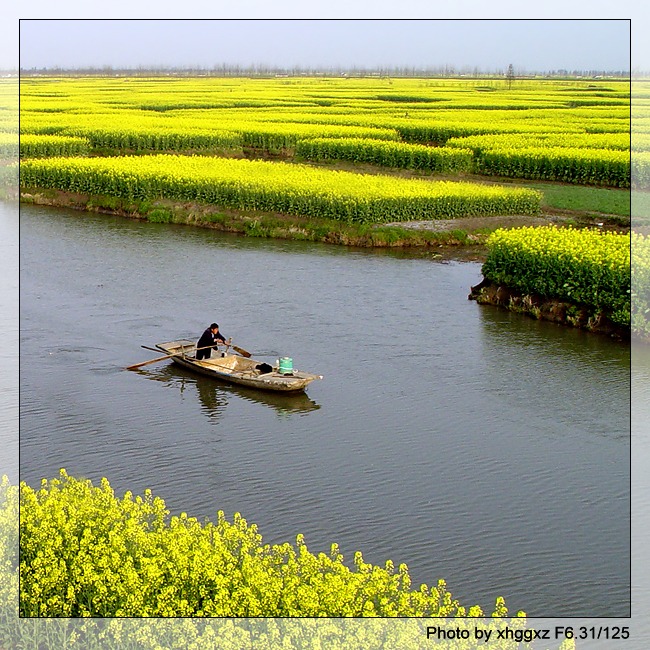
[17,19,632,73]
[4,2,649,74]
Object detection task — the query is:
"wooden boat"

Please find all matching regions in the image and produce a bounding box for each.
[154,340,323,393]
[139,363,322,413]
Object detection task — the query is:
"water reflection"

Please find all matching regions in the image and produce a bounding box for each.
[137,363,321,419]
[475,303,630,442]
[476,301,631,367]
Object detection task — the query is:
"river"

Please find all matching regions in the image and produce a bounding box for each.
[18,202,630,617]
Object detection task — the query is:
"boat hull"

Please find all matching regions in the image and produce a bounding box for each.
[155,340,322,393]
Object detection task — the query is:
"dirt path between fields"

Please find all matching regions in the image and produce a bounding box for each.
[382,214,561,232]
[382,211,628,234]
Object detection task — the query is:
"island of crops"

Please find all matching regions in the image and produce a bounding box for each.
[15,75,637,336]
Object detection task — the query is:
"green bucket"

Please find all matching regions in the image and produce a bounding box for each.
[278,357,294,375]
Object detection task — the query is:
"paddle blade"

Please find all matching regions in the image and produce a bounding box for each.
[232,345,251,358]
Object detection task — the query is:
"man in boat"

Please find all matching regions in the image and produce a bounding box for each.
[196,323,230,360]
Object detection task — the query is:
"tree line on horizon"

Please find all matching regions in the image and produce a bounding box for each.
[16,64,631,79]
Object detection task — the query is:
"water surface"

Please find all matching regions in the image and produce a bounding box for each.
[20,204,630,616]
[0,201,18,482]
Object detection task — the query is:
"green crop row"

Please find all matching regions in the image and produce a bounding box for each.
[0,132,18,158]
[445,132,630,153]
[19,134,91,158]
[295,135,631,188]
[443,132,632,187]
[481,226,630,325]
[383,118,582,145]
[18,470,515,618]
[633,152,650,190]
[476,147,630,187]
[0,163,18,193]
[70,127,243,153]
[19,154,542,223]
[296,137,473,173]
[228,121,399,151]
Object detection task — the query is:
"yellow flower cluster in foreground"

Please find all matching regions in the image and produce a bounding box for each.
[18,471,518,618]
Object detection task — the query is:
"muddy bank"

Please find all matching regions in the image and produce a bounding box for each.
[19,189,494,257]
[21,188,631,269]
[21,187,619,261]
[468,279,629,339]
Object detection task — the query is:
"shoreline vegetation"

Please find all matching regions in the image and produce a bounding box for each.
[16,186,540,254]
[19,184,634,341]
[469,280,629,339]
[18,171,630,255]
[471,225,631,340]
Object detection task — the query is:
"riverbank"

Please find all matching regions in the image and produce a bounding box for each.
[17,188,494,257]
[20,186,634,339]
[19,186,627,261]
[468,279,630,340]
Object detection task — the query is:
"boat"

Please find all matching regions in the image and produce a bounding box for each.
[139,363,322,414]
[153,340,323,393]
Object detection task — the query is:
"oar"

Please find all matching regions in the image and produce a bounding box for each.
[126,351,185,371]
[135,347,236,374]
[141,342,250,358]
[140,344,253,358]
[127,344,213,371]
[129,341,251,371]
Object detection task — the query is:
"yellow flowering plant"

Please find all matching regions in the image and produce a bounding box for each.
[482,226,630,326]
[19,471,520,618]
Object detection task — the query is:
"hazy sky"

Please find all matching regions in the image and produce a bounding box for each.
[18,19,630,73]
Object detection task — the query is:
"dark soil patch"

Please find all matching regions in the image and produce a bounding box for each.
[468,279,629,340]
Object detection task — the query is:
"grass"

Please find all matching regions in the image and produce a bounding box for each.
[632,190,650,226]
[527,183,630,217]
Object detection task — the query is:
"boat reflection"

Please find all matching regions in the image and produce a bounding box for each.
[137,363,321,419]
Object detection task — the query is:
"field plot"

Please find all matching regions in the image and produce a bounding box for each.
[18,76,633,201]
[633,82,650,199]
[475,225,631,333]
[20,154,541,223]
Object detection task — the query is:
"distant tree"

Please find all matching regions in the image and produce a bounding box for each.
[506,64,515,89]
